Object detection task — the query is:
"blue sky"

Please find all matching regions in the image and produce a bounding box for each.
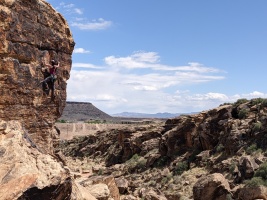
[46,0,267,114]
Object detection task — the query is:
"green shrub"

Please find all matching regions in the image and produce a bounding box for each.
[255,162,267,180]
[161,174,172,185]
[220,102,233,106]
[226,194,233,200]
[154,156,169,168]
[234,98,249,107]
[244,162,267,187]
[216,143,225,153]
[229,162,237,174]
[173,161,188,175]
[262,99,267,107]
[148,180,156,186]
[57,119,67,123]
[238,109,248,119]
[251,98,264,106]
[128,154,140,164]
[252,121,262,133]
[136,157,147,169]
[98,168,103,175]
[246,144,258,155]
[245,177,266,187]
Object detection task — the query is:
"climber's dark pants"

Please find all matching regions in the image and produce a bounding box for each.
[42,75,56,90]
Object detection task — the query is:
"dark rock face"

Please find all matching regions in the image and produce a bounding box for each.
[17,177,72,200]
[60,102,114,122]
[159,105,233,157]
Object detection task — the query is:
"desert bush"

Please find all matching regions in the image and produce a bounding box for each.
[98,168,103,175]
[244,177,266,187]
[136,157,147,169]
[229,162,237,174]
[126,154,148,172]
[246,144,258,155]
[251,98,264,106]
[148,180,156,187]
[254,162,267,180]
[154,156,169,168]
[252,121,262,133]
[234,98,249,107]
[127,154,140,164]
[238,109,248,119]
[161,174,172,185]
[261,99,267,107]
[245,162,267,187]
[216,143,225,153]
[173,161,188,175]
[57,119,67,123]
[226,194,233,200]
[220,102,233,106]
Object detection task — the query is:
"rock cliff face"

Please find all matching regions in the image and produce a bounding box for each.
[0,0,74,152]
[0,0,74,199]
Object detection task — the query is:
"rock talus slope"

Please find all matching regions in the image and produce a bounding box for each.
[0,0,74,199]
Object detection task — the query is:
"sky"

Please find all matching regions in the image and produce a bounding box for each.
[46,0,267,115]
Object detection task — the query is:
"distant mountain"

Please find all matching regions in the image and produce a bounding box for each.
[112,112,184,119]
[59,102,113,122]
[60,102,198,121]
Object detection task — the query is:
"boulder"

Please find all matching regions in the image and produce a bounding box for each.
[0,120,72,199]
[115,177,129,194]
[237,186,267,200]
[139,188,167,200]
[193,173,232,200]
[87,183,110,200]
[81,175,120,200]
[235,156,260,183]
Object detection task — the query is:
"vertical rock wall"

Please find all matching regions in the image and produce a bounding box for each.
[0,0,75,199]
[0,0,74,152]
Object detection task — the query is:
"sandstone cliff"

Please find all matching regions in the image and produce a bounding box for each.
[0,0,74,199]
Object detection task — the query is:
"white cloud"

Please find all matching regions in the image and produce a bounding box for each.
[59,3,75,8]
[245,91,265,97]
[72,63,103,69]
[66,51,267,114]
[71,18,112,30]
[66,51,228,113]
[73,48,91,54]
[104,52,224,74]
[74,8,83,15]
[187,93,229,101]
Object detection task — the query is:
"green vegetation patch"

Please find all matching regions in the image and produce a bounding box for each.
[238,108,248,119]
[245,162,267,187]
[173,161,188,175]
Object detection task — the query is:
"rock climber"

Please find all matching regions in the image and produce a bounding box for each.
[40,59,60,97]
